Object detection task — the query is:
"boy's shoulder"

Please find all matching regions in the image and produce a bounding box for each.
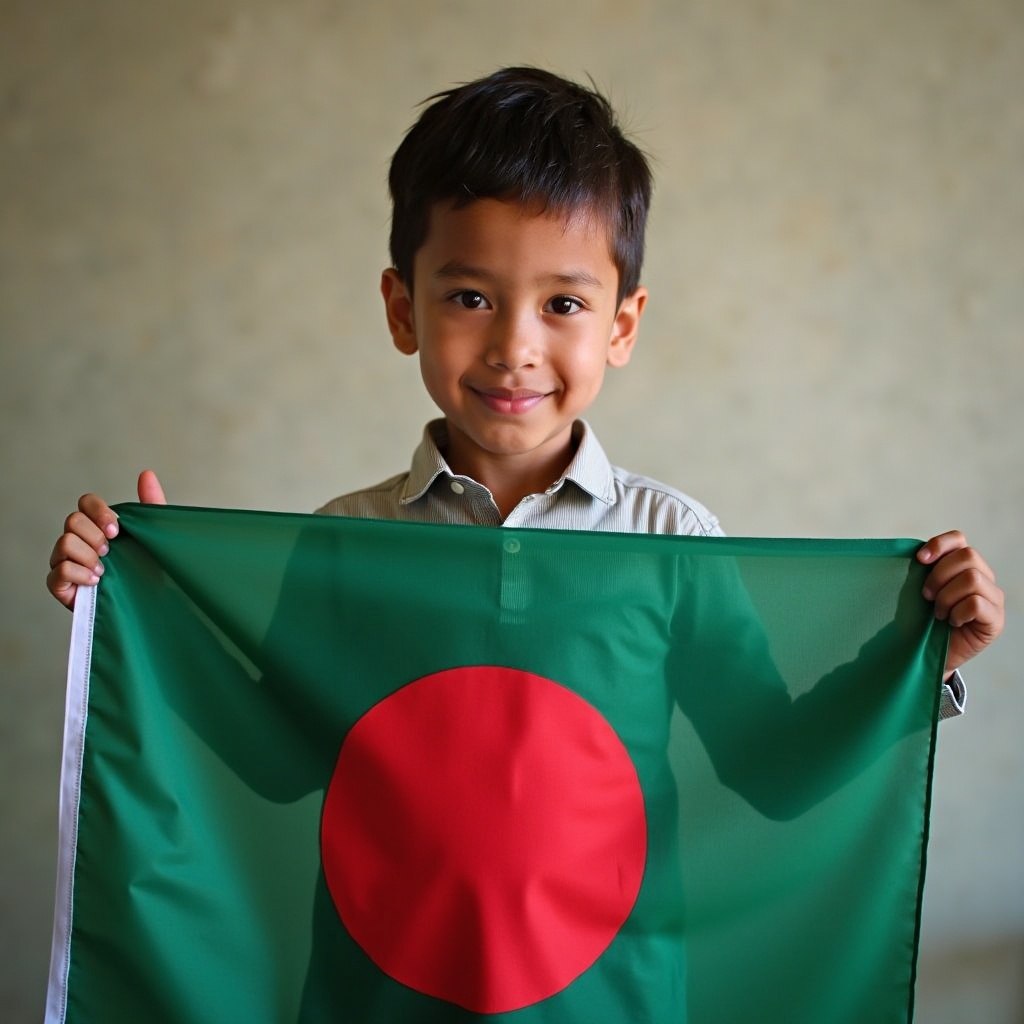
[556,420,722,536]
[603,463,723,538]
[598,466,720,536]
[315,472,410,520]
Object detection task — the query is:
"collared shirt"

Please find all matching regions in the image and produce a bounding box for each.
[316,418,964,718]
[316,419,723,535]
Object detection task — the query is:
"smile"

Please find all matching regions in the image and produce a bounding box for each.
[471,388,549,415]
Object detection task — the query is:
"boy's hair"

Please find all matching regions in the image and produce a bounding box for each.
[388,66,653,303]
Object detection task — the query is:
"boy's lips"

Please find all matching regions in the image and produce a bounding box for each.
[471,387,550,415]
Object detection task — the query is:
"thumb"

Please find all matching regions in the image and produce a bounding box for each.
[138,470,168,505]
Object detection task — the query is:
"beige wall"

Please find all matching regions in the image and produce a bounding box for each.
[2,2,1021,1020]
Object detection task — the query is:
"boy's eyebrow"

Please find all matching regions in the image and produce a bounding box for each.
[434,261,607,291]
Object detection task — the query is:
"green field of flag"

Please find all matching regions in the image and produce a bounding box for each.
[46,505,945,1023]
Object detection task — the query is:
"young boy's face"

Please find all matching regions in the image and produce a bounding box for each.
[381,198,646,482]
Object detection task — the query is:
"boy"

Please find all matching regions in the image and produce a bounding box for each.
[46,66,1003,706]
[44,67,1007,1022]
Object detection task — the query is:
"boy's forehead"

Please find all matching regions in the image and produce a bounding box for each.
[418,198,616,272]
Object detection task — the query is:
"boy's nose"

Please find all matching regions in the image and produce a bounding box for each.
[485,313,540,371]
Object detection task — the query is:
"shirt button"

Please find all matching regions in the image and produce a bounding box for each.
[450,481,465,495]
[503,537,521,554]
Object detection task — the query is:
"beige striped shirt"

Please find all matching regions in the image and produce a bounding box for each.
[316,419,723,536]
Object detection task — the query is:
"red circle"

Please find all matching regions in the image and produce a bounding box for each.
[320,665,647,1014]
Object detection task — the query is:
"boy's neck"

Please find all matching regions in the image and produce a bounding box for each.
[441,423,579,520]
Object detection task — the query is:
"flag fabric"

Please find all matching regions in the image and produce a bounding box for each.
[46,505,945,1024]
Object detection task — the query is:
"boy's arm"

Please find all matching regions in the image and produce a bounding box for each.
[671,535,1002,818]
[669,551,927,819]
[916,531,1004,681]
[46,470,167,610]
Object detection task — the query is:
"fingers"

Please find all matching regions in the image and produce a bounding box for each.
[46,528,104,611]
[46,492,120,611]
[916,531,1006,674]
[138,470,167,505]
[931,568,1004,631]
[916,530,971,567]
[53,495,120,561]
[46,558,102,610]
[74,492,121,543]
[49,527,105,570]
[919,538,996,605]
[47,473,167,611]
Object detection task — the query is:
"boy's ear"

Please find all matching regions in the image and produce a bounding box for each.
[606,286,647,368]
[380,268,418,355]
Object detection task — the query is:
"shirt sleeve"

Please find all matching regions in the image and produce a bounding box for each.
[939,671,966,720]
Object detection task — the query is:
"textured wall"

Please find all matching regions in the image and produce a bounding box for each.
[2,2,1021,1020]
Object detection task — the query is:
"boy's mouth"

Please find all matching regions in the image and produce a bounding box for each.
[471,387,549,415]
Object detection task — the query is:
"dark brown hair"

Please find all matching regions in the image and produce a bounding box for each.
[387,67,653,303]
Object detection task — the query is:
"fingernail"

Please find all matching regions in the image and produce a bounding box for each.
[98,543,109,556]
[104,523,118,539]
[94,562,105,576]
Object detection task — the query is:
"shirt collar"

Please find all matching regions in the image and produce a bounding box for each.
[399,419,616,506]
[400,421,455,504]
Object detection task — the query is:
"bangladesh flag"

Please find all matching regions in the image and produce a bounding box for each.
[46,505,945,1024]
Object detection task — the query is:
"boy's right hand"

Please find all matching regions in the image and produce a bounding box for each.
[46,470,167,611]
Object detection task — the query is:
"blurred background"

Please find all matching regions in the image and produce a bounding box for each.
[2,1,1020,1020]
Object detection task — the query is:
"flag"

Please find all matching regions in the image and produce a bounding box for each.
[46,505,945,1024]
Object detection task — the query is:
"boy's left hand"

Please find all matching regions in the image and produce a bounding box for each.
[917,531,1005,680]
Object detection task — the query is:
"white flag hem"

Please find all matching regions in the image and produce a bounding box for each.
[44,584,98,1024]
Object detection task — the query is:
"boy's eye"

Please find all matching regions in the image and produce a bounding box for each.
[452,290,490,310]
[545,295,584,316]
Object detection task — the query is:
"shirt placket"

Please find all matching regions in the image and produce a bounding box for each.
[498,531,530,626]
